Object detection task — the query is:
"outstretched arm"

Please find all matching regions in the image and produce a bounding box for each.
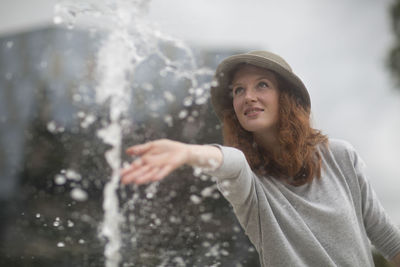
[120,139,222,185]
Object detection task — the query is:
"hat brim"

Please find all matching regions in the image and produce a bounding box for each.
[210,53,311,121]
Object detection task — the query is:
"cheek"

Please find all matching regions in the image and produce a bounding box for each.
[232,99,241,116]
[267,92,279,109]
[271,96,280,118]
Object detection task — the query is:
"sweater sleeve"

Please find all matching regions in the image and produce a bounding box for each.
[205,145,255,206]
[351,148,400,260]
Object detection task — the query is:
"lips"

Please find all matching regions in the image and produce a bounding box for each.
[244,107,264,116]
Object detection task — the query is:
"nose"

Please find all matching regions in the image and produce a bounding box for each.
[244,89,257,103]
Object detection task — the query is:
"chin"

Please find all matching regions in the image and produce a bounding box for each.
[242,123,276,134]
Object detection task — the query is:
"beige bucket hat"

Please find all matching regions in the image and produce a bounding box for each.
[210,50,311,121]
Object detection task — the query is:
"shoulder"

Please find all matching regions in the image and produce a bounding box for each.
[327,138,355,152]
[320,139,367,191]
[320,138,359,165]
[320,139,368,176]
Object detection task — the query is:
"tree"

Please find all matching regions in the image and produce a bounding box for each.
[388,0,400,89]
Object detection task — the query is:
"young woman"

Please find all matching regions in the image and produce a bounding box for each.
[120,51,400,266]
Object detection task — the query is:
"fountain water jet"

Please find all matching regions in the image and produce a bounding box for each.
[54,0,214,266]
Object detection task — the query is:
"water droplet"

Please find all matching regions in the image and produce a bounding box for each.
[67,23,75,30]
[183,96,193,107]
[66,169,81,181]
[195,97,207,105]
[53,16,63,24]
[67,220,74,227]
[221,249,229,256]
[201,213,212,222]
[142,82,153,91]
[70,188,88,202]
[47,121,57,132]
[169,191,177,198]
[201,185,216,198]
[172,257,185,266]
[73,94,82,102]
[163,115,173,127]
[202,241,211,247]
[187,116,195,123]
[159,69,167,77]
[54,174,66,185]
[190,194,202,205]
[191,110,199,117]
[39,61,48,69]
[53,217,61,227]
[195,88,204,96]
[178,110,188,119]
[163,91,175,102]
[212,193,220,199]
[81,114,96,128]
[5,41,13,49]
[205,243,219,257]
[193,167,202,177]
[77,111,85,118]
[169,216,179,223]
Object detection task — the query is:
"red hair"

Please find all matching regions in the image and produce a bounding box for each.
[222,74,328,186]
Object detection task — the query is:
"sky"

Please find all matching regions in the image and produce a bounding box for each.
[1,0,400,222]
[149,0,400,224]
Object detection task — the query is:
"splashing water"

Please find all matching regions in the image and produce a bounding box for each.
[54,0,214,266]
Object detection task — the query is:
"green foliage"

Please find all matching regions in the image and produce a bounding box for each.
[388,0,400,89]
[373,248,395,267]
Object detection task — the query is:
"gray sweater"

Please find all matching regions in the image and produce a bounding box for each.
[207,139,400,267]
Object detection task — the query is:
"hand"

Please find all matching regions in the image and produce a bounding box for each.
[120,139,189,185]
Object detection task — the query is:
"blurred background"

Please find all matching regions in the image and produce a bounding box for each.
[0,0,399,266]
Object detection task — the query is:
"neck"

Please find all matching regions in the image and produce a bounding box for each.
[253,128,280,154]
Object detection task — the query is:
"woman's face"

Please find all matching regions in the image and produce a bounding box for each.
[231,65,280,135]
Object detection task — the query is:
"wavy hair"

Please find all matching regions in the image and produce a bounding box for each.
[222,73,328,186]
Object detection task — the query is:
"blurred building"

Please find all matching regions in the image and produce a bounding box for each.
[0,26,259,266]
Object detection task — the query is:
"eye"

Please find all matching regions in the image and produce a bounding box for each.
[258,81,269,88]
[233,86,244,95]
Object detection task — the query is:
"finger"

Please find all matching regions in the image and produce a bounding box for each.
[126,142,153,156]
[120,165,134,176]
[131,157,144,168]
[152,165,174,182]
[120,158,143,176]
[134,167,161,185]
[143,153,180,169]
[121,164,152,184]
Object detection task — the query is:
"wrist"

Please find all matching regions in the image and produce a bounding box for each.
[186,144,198,166]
